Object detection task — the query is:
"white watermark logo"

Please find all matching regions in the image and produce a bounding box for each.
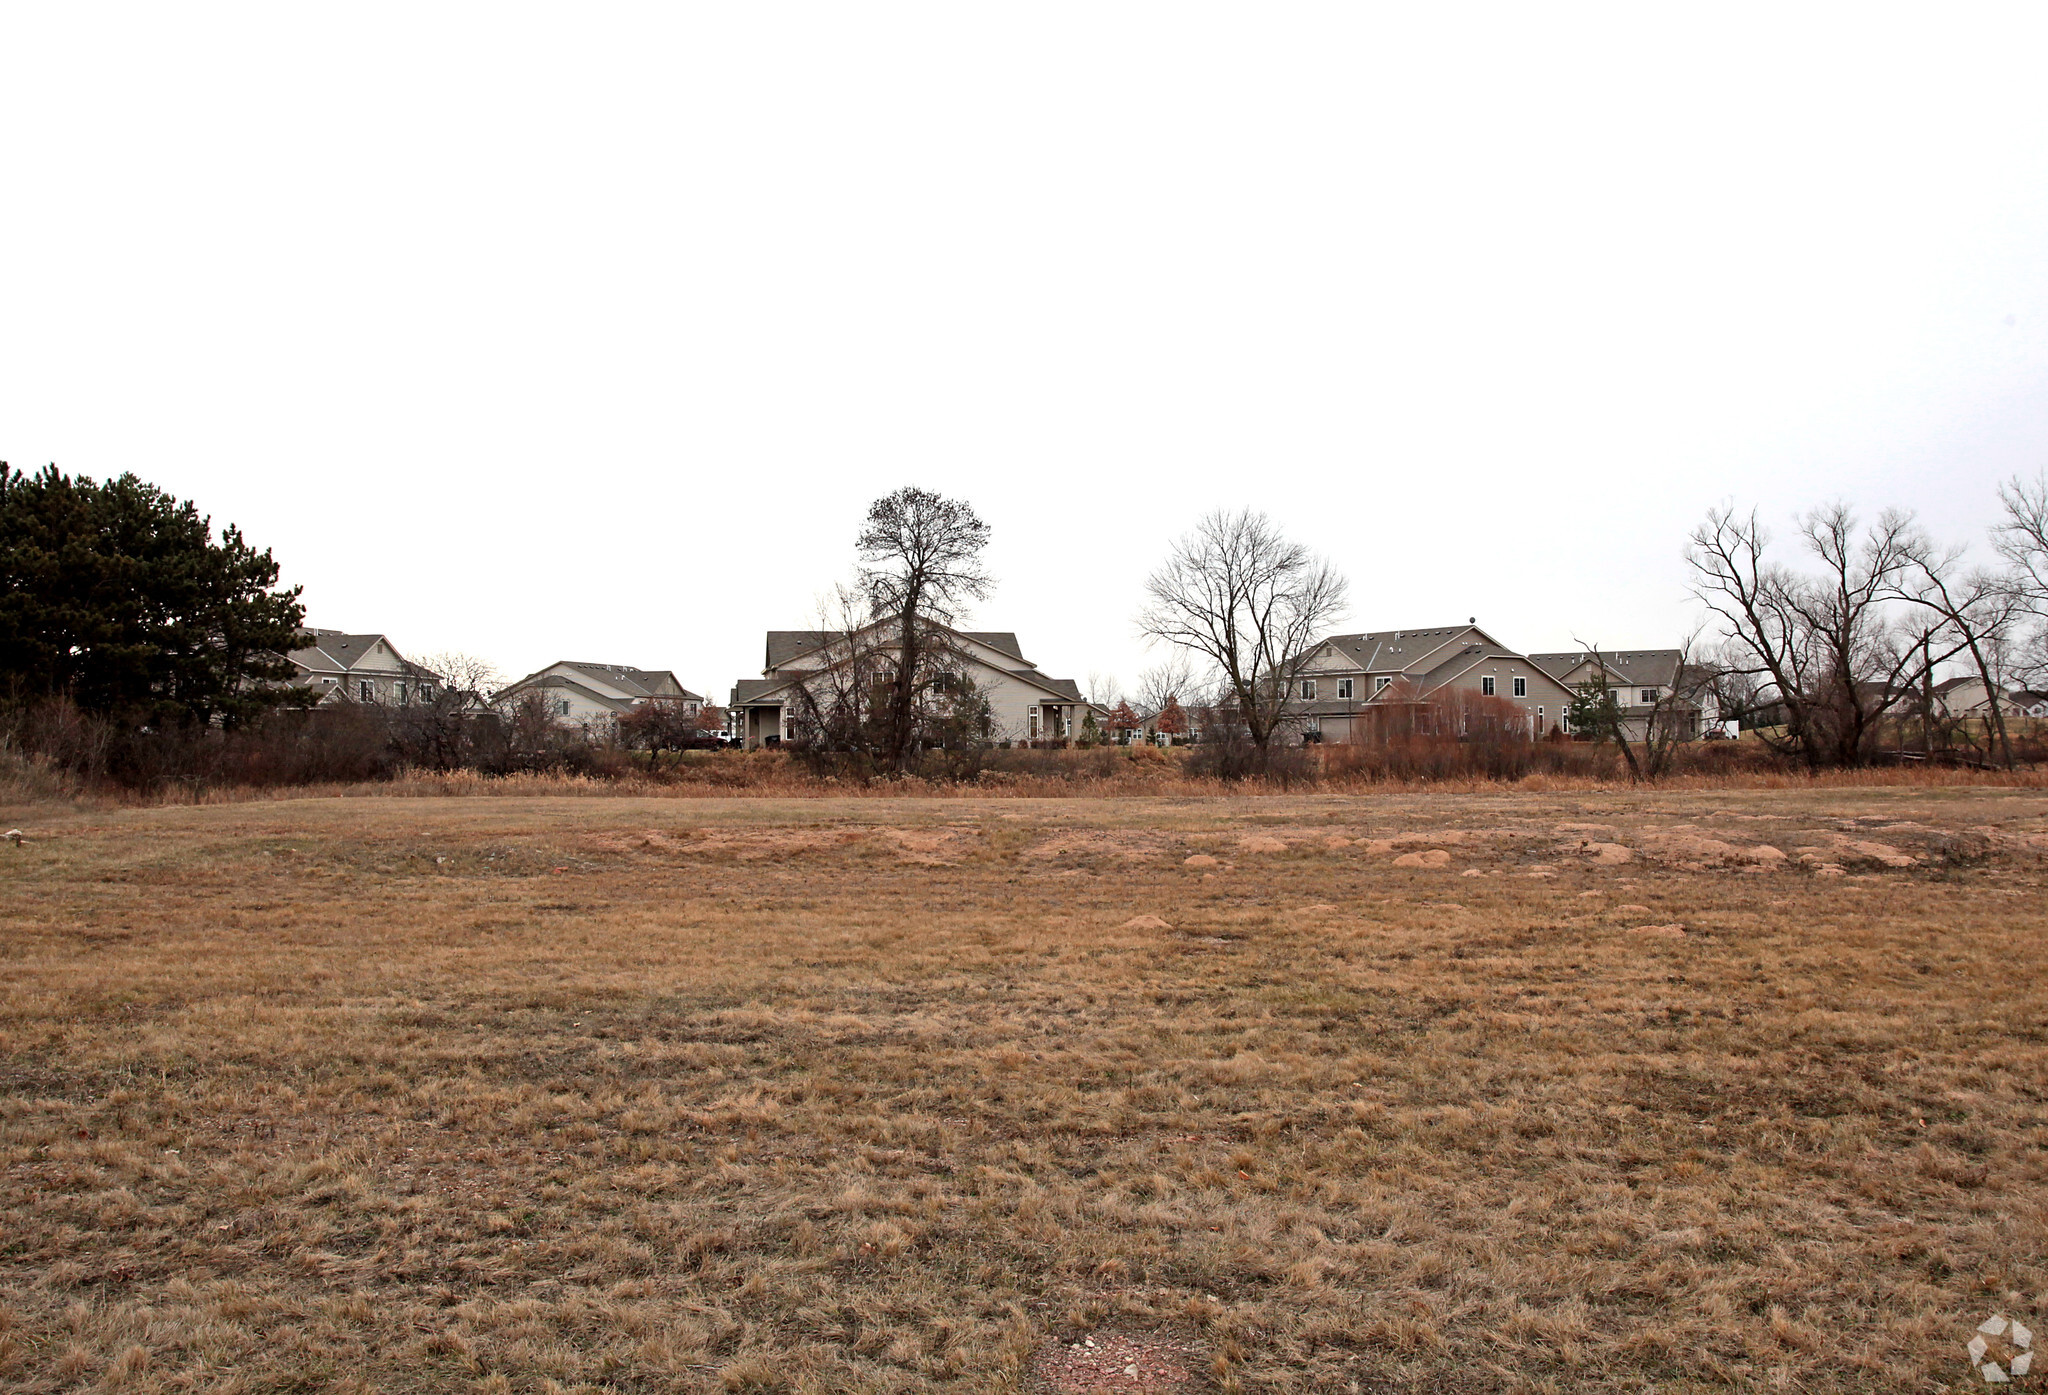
[1968,1315,2033,1384]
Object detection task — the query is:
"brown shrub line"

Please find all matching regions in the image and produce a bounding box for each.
[8,751,2042,811]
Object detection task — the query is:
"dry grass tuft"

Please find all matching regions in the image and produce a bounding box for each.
[1,785,2045,1391]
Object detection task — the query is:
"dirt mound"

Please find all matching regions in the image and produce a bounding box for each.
[1393,849,1452,868]
[1121,915,1173,931]
[1183,853,1219,869]
[1638,829,1786,869]
[1237,835,1288,853]
[1630,923,1687,937]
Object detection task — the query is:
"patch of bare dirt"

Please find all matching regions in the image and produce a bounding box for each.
[1029,1329,1209,1393]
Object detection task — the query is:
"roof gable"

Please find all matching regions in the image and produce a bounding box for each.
[763,621,1030,674]
[1526,650,1682,689]
[287,631,415,677]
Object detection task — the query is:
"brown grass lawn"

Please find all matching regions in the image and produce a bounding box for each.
[1,789,2045,1394]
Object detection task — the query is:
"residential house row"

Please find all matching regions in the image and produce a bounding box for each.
[292,616,2048,750]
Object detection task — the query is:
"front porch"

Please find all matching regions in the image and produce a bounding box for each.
[1026,701,1083,742]
[737,703,787,751]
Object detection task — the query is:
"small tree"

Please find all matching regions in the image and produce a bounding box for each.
[1566,641,1704,782]
[619,697,712,765]
[1154,695,1189,742]
[1105,700,1141,745]
[1137,508,1348,768]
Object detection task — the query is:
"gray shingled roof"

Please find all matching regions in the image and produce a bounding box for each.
[287,630,438,680]
[1313,625,1489,674]
[1527,650,1682,689]
[551,662,695,701]
[287,631,384,671]
[729,678,785,707]
[497,661,702,707]
[765,629,1027,669]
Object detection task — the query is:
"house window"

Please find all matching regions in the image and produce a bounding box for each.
[1028,705,1040,739]
[359,680,374,702]
[1300,679,1317,700]
[418,683,433,700]
[1481,676,1495,697]
[1513,676,1527,698]
[320,676,336,686]
[396,683,408,704]
[556,698,571,716]
[1337,678,1353,699]
[1640,688,1658,704]
[1374,676,1391,693]
[1537,705,1544,717]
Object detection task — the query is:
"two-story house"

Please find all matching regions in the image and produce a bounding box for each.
[1284,623,1579,742]
[728,621,1097,749]
[285,630,442,706]
[1527,649,1720,740]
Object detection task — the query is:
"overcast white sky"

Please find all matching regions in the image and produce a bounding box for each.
[6,7,2047,700]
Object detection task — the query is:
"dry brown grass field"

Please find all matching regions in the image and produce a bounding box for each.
[2,787,2045,1394]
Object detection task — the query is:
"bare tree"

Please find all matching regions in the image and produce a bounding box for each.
[1085,671,1123,710]
[1688,503,1956,768]
[417,652,503,708]
[1137,509,1348,762]
[1995,470,2048,610]
[857,487,993,770]
[1135,656,1193,722]
[1995,471,2048,693]
[1892,537,2025,767]
[390,651,503,771]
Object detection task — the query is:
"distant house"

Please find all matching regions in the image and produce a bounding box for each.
[286,630,441,706]
[728,621,1097,750]
[2013,689,2048,719]
[1286,623,1578,742]
[495,661,703,732]
[1527,649,1721,740]
[1929,675,2013,719]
